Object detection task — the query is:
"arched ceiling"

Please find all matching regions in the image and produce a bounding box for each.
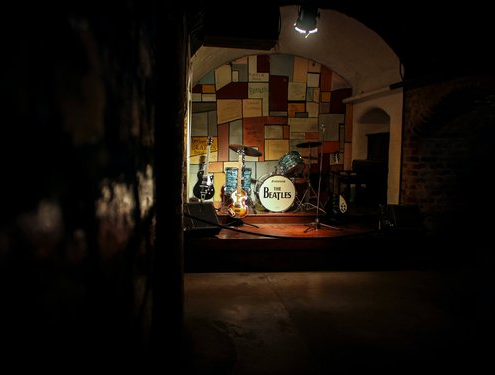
[189,1,493,90]
[191,5,401,94]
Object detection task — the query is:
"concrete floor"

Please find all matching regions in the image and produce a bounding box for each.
[182,268,494,374]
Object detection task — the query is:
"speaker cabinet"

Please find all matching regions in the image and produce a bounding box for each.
[184,202,221,237]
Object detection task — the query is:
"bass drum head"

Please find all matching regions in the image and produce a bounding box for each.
[256,174,296,212]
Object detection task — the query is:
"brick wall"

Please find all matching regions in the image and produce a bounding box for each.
[401,75,495,234]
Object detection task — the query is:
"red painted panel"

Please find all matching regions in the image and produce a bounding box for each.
[267,116,287,124]
[257,55,270,73]
[322,141,339,153]
[269,75,288,111]
[305,132,319,140]
[283,125,290,139]
[330,88,352,114]
[216,82,248,99]
[217,123,229,161]
[320,102,330,114]
[320,65,332,91]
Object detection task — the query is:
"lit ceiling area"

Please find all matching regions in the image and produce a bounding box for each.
[191,5,401,94]
[189,1,493,88]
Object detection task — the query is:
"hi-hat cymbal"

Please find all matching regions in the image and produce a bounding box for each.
[296,141,322,148]
[228,144,262,157]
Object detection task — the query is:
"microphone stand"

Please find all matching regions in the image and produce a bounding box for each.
[305,124,341,232]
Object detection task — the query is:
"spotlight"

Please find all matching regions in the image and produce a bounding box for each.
[294,5,319,38]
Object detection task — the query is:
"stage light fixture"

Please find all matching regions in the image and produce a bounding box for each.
[294,5,319,38]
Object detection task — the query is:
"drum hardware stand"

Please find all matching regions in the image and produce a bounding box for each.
[296,177,320,212]
[294,143,325,212]
[305,124,341,232]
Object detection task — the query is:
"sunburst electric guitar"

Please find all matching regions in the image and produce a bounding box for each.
[193,136,215,200]
[227,152,248,218]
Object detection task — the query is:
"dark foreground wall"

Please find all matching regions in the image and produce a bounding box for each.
[0,2,177,369]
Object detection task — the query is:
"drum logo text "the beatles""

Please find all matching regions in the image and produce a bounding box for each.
[263,184,292,200]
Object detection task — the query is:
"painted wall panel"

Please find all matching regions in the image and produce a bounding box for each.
[215,64,232,90]
[293,56,308,83]
[217,99,242,123]
[242,98,263,118]
[288,82,306,101]
[269,75,288,111]
[248,82,269,116]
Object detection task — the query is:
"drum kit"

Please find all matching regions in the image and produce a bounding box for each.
[224,141,327,214]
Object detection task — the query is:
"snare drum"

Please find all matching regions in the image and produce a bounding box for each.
[224,167,252,195]
[277,151,305,177]
[255,174,296,212]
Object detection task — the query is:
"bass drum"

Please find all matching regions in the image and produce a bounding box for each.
[255,174,296,212]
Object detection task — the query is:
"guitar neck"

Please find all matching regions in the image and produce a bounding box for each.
[204,147,210,175]
[204,137,212,176]
[236,154,242,193]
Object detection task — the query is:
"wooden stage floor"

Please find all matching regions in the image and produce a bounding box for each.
[214,212,376,239]
[184,209,383,271]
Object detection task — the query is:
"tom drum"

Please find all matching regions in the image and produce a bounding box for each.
[277,151,305,177]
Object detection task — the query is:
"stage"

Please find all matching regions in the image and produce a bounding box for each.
[184,207,385,272]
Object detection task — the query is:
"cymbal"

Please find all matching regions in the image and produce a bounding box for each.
[228,144,262,157]
[296,141,322,148]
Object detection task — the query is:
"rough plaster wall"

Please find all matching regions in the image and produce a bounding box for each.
[0,4,157,366]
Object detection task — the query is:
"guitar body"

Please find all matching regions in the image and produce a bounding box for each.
[227,189,248,218]
[227,149,249,218]
[193,170,215,200]
[193,136,215,200]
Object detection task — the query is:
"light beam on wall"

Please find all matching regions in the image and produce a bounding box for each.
[294,5,319,38]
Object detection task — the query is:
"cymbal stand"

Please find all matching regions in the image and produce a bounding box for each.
[305,124,341,232]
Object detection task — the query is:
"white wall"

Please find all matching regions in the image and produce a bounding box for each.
[351,88,403,204]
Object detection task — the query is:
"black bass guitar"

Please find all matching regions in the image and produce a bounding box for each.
[193,136,215,200]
